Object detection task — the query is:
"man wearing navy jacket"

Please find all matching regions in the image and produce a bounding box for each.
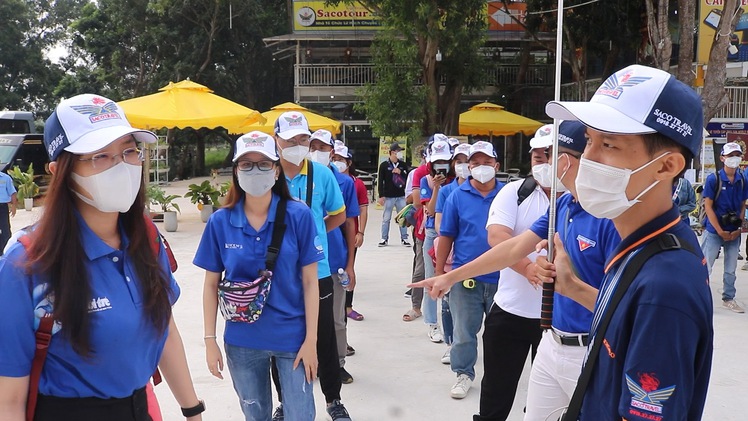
[543,64,713,421]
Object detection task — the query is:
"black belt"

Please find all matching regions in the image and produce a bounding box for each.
[551,329,589,347]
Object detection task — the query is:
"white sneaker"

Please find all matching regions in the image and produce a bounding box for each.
[723,299,745,313]
[441,346,451,364]
[428,325,444,343]
[450,374,472,399]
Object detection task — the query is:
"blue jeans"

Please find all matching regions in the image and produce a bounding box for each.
[449,281,497,380]
[381,196,408,241]
[702,230,740,301]
[422,228,439,325]
[225,343,315,421]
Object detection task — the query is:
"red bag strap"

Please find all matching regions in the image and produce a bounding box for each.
[143,214,178,273]
[27,315,53,421]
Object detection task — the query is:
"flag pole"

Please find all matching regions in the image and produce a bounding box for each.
[540,0,565,330]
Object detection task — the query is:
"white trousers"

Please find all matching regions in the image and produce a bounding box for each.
[524,330,587,421]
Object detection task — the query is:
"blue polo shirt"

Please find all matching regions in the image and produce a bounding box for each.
[529,193,620,333]
[285,159,345,279]
[440,178,504,284]
[193,194,324,352]
[0,214,180,398]
[0,172,17,203]
[420,177,436,230]
[435,178,462,215]
[327,165,360,272]
[702,169,748,233]
[581,205,712,421]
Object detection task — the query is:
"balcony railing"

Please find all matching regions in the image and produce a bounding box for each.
[295,63,554,87]
[295,64,748,119]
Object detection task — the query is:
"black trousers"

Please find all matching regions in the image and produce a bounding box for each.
[478,304,542,421]
[273,276,341,403]
[34,387,150,421]
[0,203,11,255]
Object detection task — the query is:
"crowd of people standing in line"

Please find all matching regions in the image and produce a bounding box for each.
[0,63,726,421]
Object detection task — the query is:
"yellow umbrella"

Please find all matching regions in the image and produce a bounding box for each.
[459,102,542,136]
[238,102,342,135]
[118,79,265,132]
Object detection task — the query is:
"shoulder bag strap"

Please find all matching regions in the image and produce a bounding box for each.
[562,233,693,420]
[306,161,314,208]
[266,199,288,271]
[27,315,53,421]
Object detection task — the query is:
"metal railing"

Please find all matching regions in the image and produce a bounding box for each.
[713,86,748,119]
[295,63,554,87]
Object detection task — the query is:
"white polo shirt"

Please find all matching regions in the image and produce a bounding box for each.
[485,178,550,319]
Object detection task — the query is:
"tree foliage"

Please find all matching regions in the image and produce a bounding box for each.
[333,0,488,137]
[0,0,85,114]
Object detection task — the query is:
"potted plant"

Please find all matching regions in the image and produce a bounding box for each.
[147,185,181,232]
[218,181,231,206]
[184,180,219,222]
[9,164,39,211]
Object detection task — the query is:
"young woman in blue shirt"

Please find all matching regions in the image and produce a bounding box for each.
[195,131,322,421]
[0,94,203,420]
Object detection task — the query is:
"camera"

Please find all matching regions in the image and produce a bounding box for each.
[721,211,742,227]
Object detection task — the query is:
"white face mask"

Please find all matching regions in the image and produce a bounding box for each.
[71,162,142,213]
[454,163,470,179]
[396,151,404,160]
[724,156,741,169]
[574,152,669,219]
[281,144,309,166]
[238,168,276,197]
[532,163,552,188]
[332,161,348,173]
[470,165,496,183]
[309,150,330,166]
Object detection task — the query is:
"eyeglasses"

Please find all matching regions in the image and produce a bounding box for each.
[237,160,275,172]
[78,147,143,170]
[280,135,311,146]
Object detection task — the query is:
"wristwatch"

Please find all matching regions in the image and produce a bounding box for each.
[181,400,206,417]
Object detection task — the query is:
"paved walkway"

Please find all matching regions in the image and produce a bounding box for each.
[12,176,748,420]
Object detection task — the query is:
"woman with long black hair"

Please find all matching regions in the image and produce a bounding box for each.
[0,94,203,420]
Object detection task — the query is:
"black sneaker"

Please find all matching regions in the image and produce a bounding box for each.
[404,288,412,298]
[402,239,411,247]
[272,404,284,421]
[340,367,354,384]
[346,344,356,356]
[378,239,388,247]
[326,400,352,421]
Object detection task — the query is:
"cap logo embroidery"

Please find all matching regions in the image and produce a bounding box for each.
[626,373,676,416]
[433,143,447,153]
[244,133,268,147]
[558,133,573,144]
[577,234,596,251]
[70,99,122,123]
[596,71,651,99]
[284,114,304,127]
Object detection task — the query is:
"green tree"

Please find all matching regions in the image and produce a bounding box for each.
[0,0,84,114]
[63,0,293,177]
[332,0,488,136]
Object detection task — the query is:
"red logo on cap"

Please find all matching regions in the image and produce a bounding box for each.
[70,100,122,123]
[596,71,652,99]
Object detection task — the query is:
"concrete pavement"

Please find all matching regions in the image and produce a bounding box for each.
[11,175,748,420]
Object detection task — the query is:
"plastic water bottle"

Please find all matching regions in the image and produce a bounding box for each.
[338,268,350,288]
